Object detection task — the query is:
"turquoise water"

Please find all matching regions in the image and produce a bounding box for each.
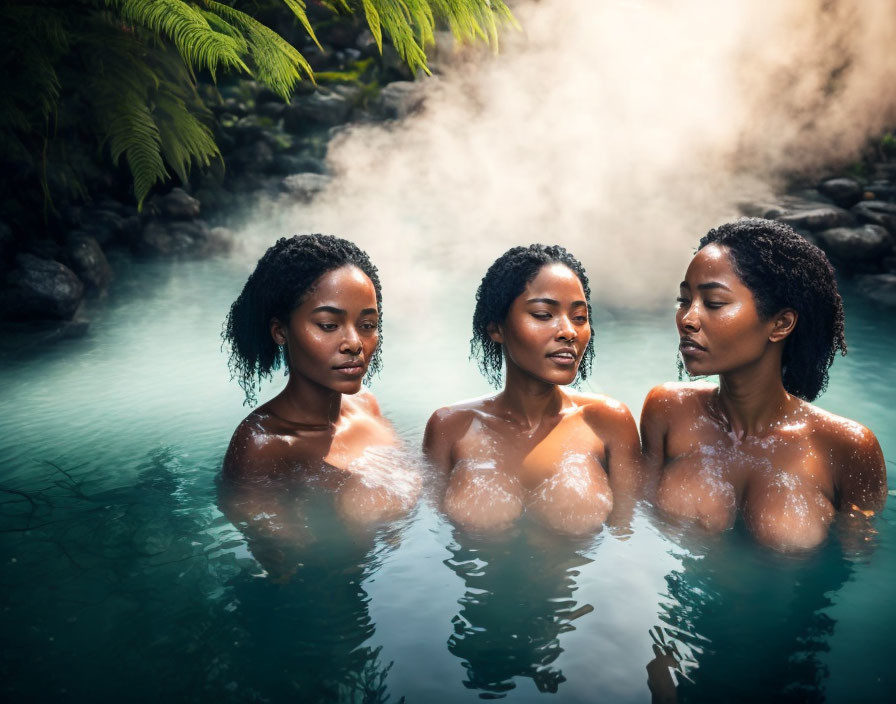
[0,255,893,702]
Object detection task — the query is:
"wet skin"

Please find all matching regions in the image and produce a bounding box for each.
[641,244,886,551]
[424,263,644,535]
[222,265,420,532]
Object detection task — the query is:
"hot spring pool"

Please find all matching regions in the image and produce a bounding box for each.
[0,254,893,702]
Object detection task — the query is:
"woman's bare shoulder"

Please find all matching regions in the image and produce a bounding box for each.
[347,388,385,416]
[804,402,882,455]
[426,395,494,433]
[567,391,636,427]
[642,381,716,414]
[221,409,286,481]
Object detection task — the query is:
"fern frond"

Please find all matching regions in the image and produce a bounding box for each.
[345,0,516,73]
[155,88,221,185]
[279,0,322,50]
[204,1,315,99]
[107,0,251,78]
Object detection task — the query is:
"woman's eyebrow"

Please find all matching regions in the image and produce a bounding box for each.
[311,305,346,314]
[526,297,559,305]
[697,282,732,291]
[360,308,378,316]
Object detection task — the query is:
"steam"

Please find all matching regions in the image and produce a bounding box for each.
[236,0,896,309]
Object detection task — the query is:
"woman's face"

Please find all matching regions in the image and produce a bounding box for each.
[272,265,379,395]
[676,244,779,377]
[492,262,591,386]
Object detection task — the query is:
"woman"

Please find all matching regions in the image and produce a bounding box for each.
[424,244,643,535]
[221,234,419,529]
[641,218,886,551]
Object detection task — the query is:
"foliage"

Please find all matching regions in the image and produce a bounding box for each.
[0,0,514,215]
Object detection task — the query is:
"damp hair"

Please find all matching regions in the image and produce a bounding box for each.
[698,217,846,401]
[223,234,383,405]
[471,244,595,389]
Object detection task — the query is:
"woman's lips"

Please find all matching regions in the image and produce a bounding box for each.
[333,362,365,377]
[679,338,706,356]
[547,349,578,366]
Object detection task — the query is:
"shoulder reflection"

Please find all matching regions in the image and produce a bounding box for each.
[443,523,597,696]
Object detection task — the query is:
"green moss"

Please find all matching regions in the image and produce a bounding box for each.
[881,133,896,157]
[314,58,375,84]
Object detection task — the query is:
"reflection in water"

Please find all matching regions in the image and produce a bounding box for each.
[0,448,406,702]
[444,525,597,696]
[654,526,854,703]
[216,473,409,701]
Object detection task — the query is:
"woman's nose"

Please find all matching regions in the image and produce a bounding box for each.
[340,327,363,354]
[556,316,577,341]
[678,304,700,332]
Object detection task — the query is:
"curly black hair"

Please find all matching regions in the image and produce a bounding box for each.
[223,234,383,405]
[471,244,595,388]
[698,218,846,401]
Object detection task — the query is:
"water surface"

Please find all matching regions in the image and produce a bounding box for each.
[0,256,893,702]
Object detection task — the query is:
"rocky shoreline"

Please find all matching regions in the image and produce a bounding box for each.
[739,166,896,308]
[1,21,895,343]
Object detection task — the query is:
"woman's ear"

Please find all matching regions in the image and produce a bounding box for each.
[270,317,288,346]
[487,322,503,344]
[769,309,797,343]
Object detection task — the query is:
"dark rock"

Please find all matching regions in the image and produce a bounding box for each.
[227,115,269,145]
[817,178,862,208]
[193,184,233,213]
[852,201,896,234]
[280,173,332,201]
[865,180,896,201]
[356,30,379,57]
[0,221,14,265]
[776,205,856,231]
[67,235,112,292]
[229,140,275,173]
[81,208,126,246]
[374,81,426,119]
[133,219,229,257]
[283,91,352,131]
[332,83,364,104]
[25,239,66,263]
[269,153,327,175]
[816,225,893,266]
[256,101,285,120]
[215,98,249,118]
[148,188,201,220]
[2,254,84,320]
[856,273,896,307]
[256,87,284,105]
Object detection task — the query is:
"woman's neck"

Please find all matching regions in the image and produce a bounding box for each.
[273,374,343,428]
[497,365,565,431]
[716,355,793,438]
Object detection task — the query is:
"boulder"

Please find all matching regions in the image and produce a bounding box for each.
[851,201,896,234]
[283,90,352,131]
[148,188,201,220]
[816,225,892,267]
[2,254,84,320]
[269,153,327,176]
[80,208,126,246]
[864,180,896,201]
[817,178,862,208]
[133,219,229,257]
[229,140,275,174]
[375,81,426,119]
[67,235,112,292]
[256,101,285,120]
[776,205,856,231]
[281,173,332,201]
[856,273,896,307]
